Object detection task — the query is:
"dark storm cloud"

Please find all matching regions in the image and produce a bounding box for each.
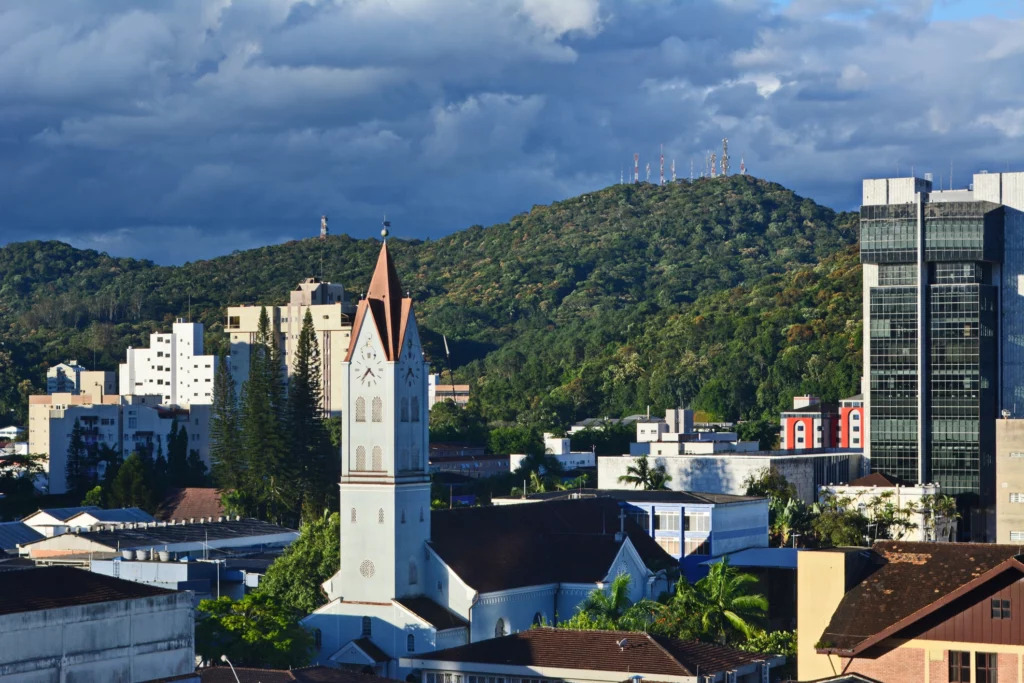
[2,0,1024,263]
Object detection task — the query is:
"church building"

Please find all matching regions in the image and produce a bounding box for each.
[304,238,675,677]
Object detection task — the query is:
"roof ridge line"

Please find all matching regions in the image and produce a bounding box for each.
[644,632,694,676]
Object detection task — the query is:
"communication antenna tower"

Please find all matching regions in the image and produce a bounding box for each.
[645,163,651,183]
[634,154,639,184]
[620,166,624,185]
[690,158,694,182]
[721,138,729,176]
[710,152,717,178]
[320,214,328,240]
[740,155,746,175]
[671,159,676,183]
[659,144,665,186]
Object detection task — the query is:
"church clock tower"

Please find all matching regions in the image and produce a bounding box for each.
[327,235,430,604]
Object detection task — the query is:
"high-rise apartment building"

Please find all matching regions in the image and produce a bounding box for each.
[119,320,216,407]
[226,278,357,416]
[861,171,1024,540]
[46,360,115,397]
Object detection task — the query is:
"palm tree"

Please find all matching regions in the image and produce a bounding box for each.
[515,451,564,477]
[694,557,768,643]
[648,464,672,491]
[618,455,653,489]
[577,573,633,627]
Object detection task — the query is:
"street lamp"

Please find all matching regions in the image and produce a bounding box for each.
[220,654,241,683]
[791,533,801,549]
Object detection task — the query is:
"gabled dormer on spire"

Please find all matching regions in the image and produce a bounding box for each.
[346,242,412,362]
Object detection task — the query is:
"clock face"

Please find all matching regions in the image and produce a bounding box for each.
[403,362,421,388]
[354,340,382,386]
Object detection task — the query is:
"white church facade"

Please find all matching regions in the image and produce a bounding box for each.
[303,240,674,678]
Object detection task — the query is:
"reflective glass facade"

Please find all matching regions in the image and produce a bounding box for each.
[861,200,1002,517]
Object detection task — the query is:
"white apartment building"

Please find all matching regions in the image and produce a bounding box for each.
[509,433,596,472]
[28,393,210,495]
[428,373,470,408]
[819,473,957,542]
[119,320,216,407]
[227,277,356,416]
[632,408,758,456]
[46,360,116,397]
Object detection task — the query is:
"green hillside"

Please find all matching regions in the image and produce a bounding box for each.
[0,175,862,429]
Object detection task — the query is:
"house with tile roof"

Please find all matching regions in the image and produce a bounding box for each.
[798,541,1024,682]
[401,627,785,683]
[303,241,675,679]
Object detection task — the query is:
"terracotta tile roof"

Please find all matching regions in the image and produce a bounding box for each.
[396,596,469,630]
[156,488,227,521]
[0,566,174,615]
[353,637,392,663]
[409,628,774,677]
[819,541,1023,653]
[845,472,908,487]
[430,498,676,593]
[150,667,402,683]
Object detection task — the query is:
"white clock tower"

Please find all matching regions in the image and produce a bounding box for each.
[326,237,431,604]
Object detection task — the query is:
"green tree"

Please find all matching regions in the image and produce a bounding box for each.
[210,351,243,491]
[737,418,779,450]
[564,574,660,632]
[694,557,768,643]
[286,310,335,520]
[0,453,45,520]
[259,511,340,614]
[82,485,104,507]
[430,399,488,444]
[107,453,156,512]
[617,454,670,490]
[488,426,544,456]
[195,592,313,668]
[743,467,797,503]
[167,420,189,488]
[64,418,89,494]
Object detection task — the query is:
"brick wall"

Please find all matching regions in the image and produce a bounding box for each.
[841,647,925,681]
[1000,651,1020,682]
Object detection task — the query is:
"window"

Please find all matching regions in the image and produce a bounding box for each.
[372,446,383,471]
[355,446,366,471]
[411,396,420,422]
[1011,452,1024,459]
[976,653,998,683]
[351,508,357,523]
[852,413,860,420]
[378,508,384,524]
[401,509,406,524]
[409,560,418,584]
[128,418,137,429]
[684,512,710,532]
[227,316,240,329]
[852,425,860,432]
[372,397,383,422]
[314,628,322,650]
[684,538,710,556]
[656,537,681,555]
[361,616,371,637]
[796,423,804,431]
[495,618,507,637]
[420,507,425,522]
[949,651,971,682]
[991,598,1011,619]
[401,397,409,422]
[407,634,415,652]
[1012,531,1024,542]
[654,511,680,531]
[355,397,366,422]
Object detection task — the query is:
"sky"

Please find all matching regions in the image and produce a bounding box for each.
[2,0,1024,264]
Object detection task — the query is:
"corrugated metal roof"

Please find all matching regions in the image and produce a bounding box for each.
[0,522,42,551]
[67,507,155,524]
[23,506,100,523]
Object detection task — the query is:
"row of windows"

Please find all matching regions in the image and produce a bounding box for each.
[352,446,422,472]
[950,651,998,683]
[427,674,566,683]
[354,396,422,422]
[350,507,426,524]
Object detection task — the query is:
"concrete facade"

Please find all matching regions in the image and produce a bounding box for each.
[996,418,1024,543]
[599,452,860,503]
[119,321,216,408]
[227,278,356,416]
[0,590,194,683]
[46,361,116,398]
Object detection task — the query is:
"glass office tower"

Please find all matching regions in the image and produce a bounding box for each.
[861,176,1009,539]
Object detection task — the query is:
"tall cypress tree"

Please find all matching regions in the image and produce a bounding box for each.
[210,352,243,492]
[287,309,335,519]
[65,417,88,495]
[240,306,291,522]
[167,420,190,487]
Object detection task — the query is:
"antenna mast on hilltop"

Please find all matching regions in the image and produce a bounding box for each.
[620,166,624,184]
[740,155,746,175]
[320,214,329,240]
[645,162,651,183]
[634,154,639,184]
[660,144,665,186]
[710,152,717,178]
[721,138,729,176]
[690,158,694,182]
[671,159,676,183]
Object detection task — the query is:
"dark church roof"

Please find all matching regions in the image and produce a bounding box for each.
[396,596,469,630]
[430,498,676,593]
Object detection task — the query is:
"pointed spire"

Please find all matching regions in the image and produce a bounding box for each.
[365,240,405,360]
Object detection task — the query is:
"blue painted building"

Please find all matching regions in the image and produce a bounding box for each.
[493,489,769,582]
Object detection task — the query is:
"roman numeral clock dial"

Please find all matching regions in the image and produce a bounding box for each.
[354,340,382,386]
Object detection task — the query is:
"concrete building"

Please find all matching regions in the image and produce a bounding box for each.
[402,628,785,683]
[429,454,509,479]
[21,506,101,538]
[509,433,595,472]
[492,489,768,582]
[28,393,210,495]
[120,320,216,407]
[46,360,116,398]
[227,277,357,416]
[838,394,865,449]
[820,472,957,542]
[631,408,760,456]
[303,241,675,678]
[996,417,1024,543]
[0,425,23,440]
[798,542,1024,682]
[0,566,194,682]
[428,374,470,408]
[599,450,860,503]
[861,171,1024,541]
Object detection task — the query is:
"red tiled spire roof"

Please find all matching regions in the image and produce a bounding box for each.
[345,241,412,362]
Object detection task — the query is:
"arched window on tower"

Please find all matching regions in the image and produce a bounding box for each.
[411,396,420,422]
[400,397,409,422]
[355,446,366,471]
[378,508,384,524]
[495,618,507,638]
[407,633,415,653]
[372,446,383,471]
[401,509,406,524]
[355,397,366,422]
[372,397,383,422]
[350,508,357,523]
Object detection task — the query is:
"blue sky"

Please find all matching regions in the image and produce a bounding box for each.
[2,0,1024,264]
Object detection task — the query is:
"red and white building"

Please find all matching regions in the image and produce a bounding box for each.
[780,394,863,451]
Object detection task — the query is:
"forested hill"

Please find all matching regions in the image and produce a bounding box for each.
[0,175,862,429]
